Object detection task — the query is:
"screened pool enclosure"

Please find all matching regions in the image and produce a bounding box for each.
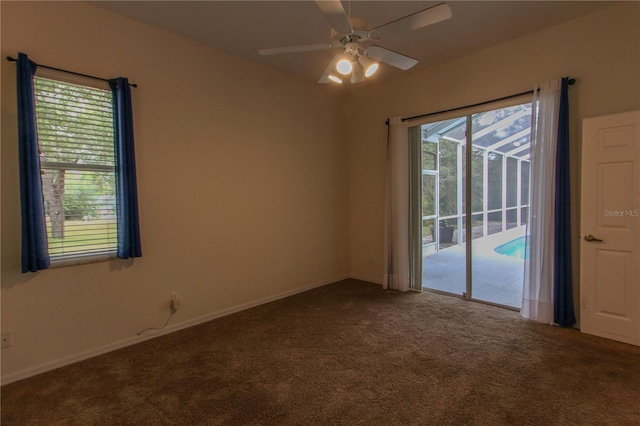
[417,102,532,309]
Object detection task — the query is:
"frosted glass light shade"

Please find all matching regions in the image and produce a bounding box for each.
[351,63,364,84]
[336,58,353,75]
[359,56,379,77]
[364,62,378,77]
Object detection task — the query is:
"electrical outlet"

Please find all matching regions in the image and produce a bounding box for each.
[1,332,12,349]
[170,293,180,313]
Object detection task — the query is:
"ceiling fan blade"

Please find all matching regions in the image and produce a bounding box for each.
[365,46,418,71]
[259,43,334,56]
[369,3,452,40]
[315,0,353,35]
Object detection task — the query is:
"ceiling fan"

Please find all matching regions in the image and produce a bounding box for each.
[258,1,452,84]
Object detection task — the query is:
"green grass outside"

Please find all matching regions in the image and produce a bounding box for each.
[47,218,116,257]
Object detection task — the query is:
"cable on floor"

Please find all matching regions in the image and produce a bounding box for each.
[136,312,175,336]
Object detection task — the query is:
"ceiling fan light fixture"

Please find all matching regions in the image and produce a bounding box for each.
[365,63,379,77]
[336,56,353,75]
[359,56,379,77]
[351,63,365,84]
[260,1,454,85]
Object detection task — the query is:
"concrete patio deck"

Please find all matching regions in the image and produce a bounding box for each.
[422,227,525,309]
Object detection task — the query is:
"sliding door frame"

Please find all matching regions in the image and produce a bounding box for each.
[408,94,531,309]
[409,126,423,291]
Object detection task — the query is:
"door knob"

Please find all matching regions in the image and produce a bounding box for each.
[584,234,604,243]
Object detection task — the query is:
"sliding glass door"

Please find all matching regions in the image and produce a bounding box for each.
[418,118,466,296]
[414,102,531,309]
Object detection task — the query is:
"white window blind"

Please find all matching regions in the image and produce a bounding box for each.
[34,76,117,260]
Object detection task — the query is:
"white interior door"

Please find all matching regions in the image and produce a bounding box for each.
[581,110,640,346]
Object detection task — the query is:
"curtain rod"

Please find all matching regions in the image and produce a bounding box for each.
[6,56,138,88]
[401,78,575,123]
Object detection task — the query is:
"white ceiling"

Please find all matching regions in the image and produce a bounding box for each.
[93,1,615,89]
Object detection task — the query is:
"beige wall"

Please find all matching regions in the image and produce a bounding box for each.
[1,1,349,380]
[347,1,640,300]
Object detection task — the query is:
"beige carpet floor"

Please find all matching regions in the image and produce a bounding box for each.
[2,278,639,425]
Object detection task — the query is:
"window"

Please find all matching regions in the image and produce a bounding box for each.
[16,53,140,272]
[34,75,117,261]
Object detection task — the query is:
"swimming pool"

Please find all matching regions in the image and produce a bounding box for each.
[494,236,528,260]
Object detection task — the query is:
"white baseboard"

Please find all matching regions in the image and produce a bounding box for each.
[1,274,350,386]
[581,327,640,347]
[349,273,382,285]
